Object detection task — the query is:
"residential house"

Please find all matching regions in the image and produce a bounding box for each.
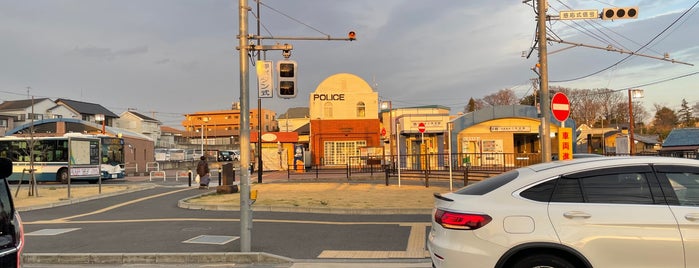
[660,128,699,158]
[158,126,187,148]
[54,98,119,128]
[0,98,73,130]
[277,107,310,144]
[116,110,162,145]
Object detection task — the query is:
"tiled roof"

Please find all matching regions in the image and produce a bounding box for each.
[0,98,52,110]
[662,128,699,147]
[56,98,119,118]
[126,111,159,122]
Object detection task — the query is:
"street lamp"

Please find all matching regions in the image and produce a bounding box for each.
[628,89,644,155]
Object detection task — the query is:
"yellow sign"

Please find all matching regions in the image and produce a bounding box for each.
[558,128,574,160]
[559,9,598,20]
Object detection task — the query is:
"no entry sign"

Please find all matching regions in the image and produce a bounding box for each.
[551,92,570,122]
[418,122,426,133]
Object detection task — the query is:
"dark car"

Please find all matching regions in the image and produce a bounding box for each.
[0,158,23,267]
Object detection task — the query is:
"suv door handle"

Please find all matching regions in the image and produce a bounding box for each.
[563,211,591,219]
[685,214,699,221]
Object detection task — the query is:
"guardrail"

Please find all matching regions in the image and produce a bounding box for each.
[149,170,166,181]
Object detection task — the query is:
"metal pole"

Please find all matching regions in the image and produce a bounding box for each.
[256,1,263,184]
[448,122,453,191]
[396,122,401,187]
[628,89,635,155]
[537,0,552,162]
[238,0,252,252]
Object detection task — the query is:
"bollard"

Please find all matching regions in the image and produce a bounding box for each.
[218,168,222,186]
[384,167,389,186]
[188,170,192,187]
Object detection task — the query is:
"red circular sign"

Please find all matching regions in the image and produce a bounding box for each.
[418,122,426,133]
[380,127,386,136]
[551,92,570,122]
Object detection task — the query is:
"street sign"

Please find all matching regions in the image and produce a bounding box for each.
[551,92,570,122]
[559,9,599,20]
[381,127,386,136]
[418,122,426,133]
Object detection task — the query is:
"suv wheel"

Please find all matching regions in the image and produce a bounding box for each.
[512,254,575,268]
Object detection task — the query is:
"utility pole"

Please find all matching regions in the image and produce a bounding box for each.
[536,0,552,162]
[238,0,252,252]
[237,0,354,252]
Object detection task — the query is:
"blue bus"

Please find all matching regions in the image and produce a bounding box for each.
[0,135,103,183]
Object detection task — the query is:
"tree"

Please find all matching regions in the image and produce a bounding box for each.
[678,99,695,127]
[464,97,484,113]
[519,92,537,106]
[481,88,518,106]
[649,105,678,139]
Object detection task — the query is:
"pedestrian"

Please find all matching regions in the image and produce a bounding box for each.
[196,155,210,189]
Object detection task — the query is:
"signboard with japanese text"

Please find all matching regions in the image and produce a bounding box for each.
[559,9,598,20]
[256,60,273,98]
[558,127,574,160]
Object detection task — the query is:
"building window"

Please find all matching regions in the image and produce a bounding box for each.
[323,140,367,165]
[324,102,333,118]
[356,102,366,118]
[0,119,7,127]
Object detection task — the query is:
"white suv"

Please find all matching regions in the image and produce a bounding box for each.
[428,156,699,268]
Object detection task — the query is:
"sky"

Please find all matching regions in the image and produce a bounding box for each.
[0,0,696,128]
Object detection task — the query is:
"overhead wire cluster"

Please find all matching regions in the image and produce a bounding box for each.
[542,0,698,84]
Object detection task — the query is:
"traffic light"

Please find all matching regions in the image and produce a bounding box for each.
[348,31,356,41]
[277,60,297,98]
[601,7,638,20]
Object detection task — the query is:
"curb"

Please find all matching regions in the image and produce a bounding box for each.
[177,192,433,215]
[23,252,293,265]
[16,184,158,212]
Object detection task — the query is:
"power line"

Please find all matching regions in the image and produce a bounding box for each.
[551,0,699,83]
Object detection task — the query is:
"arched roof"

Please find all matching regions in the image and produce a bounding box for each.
[450,105,576,150]
[5,118,153,141]
[314,73,373,94]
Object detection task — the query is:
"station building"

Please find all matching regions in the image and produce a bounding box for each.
[450,105,576,166]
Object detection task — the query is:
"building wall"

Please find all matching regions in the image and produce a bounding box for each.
[116,112,161,144]
[309,73,378,120]
[309,73,380,165]
[310,119,380,165]
[182,109,277,134]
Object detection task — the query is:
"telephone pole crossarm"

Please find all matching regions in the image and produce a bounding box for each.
[547,37,694,66]
[253,35,356,41]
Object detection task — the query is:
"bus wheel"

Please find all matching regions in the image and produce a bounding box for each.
[57,168,69,184]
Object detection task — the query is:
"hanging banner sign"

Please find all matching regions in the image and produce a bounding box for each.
[256,60,273,98]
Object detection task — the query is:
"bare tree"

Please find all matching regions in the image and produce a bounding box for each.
[481,88,518,106]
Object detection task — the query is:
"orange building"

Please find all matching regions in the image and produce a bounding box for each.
[181,106,277,150]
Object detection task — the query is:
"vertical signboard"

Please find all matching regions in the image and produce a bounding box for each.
[558,128,573,160]
[256,60,273,98]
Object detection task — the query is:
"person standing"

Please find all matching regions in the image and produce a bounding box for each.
[196,156,210,189]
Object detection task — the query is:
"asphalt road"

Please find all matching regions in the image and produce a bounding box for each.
[18,172,434,266]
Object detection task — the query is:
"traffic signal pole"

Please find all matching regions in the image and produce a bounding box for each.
[238,1,355,251]
[238,0,252,252]
[537,0,552,162]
